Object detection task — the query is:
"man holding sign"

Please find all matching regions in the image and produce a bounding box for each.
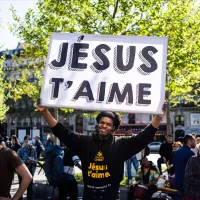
[38,102,166,200]
[40,33,167,114]
[38,33,167,199]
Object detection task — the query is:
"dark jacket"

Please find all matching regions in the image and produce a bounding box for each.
[159,141,173,161]
[173,145,194,194]
[52,123,157,200]
[184,156,200,199]
[11,142,21,152]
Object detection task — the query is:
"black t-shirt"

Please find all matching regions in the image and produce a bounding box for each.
[0,147,23,198]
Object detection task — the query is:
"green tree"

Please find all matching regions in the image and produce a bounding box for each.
[10,0,200,102]
[9,0,200,131]
[0,56,8,121]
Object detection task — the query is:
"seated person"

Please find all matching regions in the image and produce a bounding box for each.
[137,157,160,199]
[44,145,82,200]
[57,147,82,200]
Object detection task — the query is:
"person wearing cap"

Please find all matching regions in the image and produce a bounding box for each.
[37,102,166,200]
[17,137,37,200]
[157,134,173,175]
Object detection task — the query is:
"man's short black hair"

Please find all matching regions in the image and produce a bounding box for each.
[24,135,30,141]
[183,134,194,144]
[96,112,122,131]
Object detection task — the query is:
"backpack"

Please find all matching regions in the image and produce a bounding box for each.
[43,145,64,184]
[151,191,172,200]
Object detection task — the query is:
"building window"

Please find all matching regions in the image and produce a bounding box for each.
[149,115,154,121]
[128,114,135,124]
[175,115,184,126]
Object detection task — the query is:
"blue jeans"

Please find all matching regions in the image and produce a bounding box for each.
[126,155,139,182]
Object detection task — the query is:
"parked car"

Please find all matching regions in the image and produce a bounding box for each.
[148,142,162,152]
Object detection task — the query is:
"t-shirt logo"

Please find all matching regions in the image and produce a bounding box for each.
[94,151,104,161]
[88,151,111,179]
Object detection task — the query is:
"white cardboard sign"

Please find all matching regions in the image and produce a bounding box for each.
[40,33,168,114]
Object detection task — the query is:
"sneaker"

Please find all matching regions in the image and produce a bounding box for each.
[128,179,133,185]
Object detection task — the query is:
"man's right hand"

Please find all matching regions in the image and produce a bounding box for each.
[37,98,47,112]
[36,98,57,127]
[37,105,47,112]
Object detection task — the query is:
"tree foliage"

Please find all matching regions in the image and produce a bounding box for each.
[9,0,200,106]
[0,56,8,121]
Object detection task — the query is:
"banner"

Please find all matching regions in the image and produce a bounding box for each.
[191,114,200,126]
[40,33,168,113]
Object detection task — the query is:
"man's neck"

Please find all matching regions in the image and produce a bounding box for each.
[99,133,112,140]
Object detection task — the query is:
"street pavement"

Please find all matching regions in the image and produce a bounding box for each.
[11,153,162,200]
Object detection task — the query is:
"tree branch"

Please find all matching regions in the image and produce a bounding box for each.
[112,0,119,19]
[121,11,143,35]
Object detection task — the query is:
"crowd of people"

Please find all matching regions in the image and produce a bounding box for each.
[0,133,82,200]
[1,102,200,200]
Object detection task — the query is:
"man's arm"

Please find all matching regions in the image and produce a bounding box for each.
[146,177,159,187]
[12,164,32,200]
[120,114,166,161]
[38,106,84,155]
[39,109,57,128]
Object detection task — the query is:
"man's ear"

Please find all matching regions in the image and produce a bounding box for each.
[112,127,116,132]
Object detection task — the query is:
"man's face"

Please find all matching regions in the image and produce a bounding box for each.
[189,138,196,148]
[141,158,149,167]
[167,136,173,143]
[98,117,115,137]
[26,139,33,148]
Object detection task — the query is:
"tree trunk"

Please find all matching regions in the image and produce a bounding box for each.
[166,101,171,135]
[53,108,59,145]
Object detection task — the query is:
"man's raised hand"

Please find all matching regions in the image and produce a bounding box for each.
[36,98,47,112]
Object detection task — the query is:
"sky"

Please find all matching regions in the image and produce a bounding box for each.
[0,0,37,50]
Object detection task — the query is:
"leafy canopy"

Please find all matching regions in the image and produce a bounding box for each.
[9,0,200,107]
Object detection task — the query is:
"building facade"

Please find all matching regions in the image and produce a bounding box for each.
[1,46,200,143]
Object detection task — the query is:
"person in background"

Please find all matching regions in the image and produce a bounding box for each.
[196,137,200,148]
[17,137,37,200]
[184,147,200,200]
[167,141,182,174]
[11,135,21,152]
[191,133,198,156]
[166,141,182,188]
[0,142,32,200]
[137,157,160,199]
[57,147,82,200]
[46,134,54,148]
[1,141,6,147]
[4,136,11,148]
[22,135,31,147]
[35,136,45,158]
[173,134,195,194]
[125,130,139,185]
[157,134,173,174]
